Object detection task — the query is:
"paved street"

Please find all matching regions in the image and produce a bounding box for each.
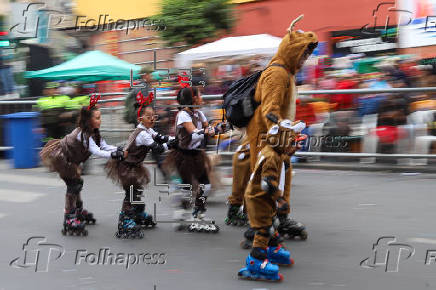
[1,160,436,290]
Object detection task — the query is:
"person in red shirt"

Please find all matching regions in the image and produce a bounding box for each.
[295,99,316,126]
[330,75,358,110]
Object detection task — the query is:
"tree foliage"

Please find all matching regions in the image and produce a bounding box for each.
[154,0,236,46]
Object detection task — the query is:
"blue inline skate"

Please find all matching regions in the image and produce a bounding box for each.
[238,248,283,281]
[266,232,294,266]
[115,211,144,239]
[267,245,294,266]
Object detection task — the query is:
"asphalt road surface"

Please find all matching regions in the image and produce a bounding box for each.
[1,160,436,290]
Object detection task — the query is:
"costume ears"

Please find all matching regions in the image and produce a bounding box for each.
[88,93,100,110]
[287,14,304,37]
[136,91,154,120]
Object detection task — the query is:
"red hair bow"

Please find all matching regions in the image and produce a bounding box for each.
[177,72,191,88]
[136,91,154,119]
[88,93,101,110]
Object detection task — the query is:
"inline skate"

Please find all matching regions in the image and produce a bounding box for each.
[238,247,283,281]
[76,201,96,225]
[62,212,88,236]
[115,211,144,239]
[225,204,248,226]
[172,189,219,233]
[134,204,156,228]
[276,215,308,240]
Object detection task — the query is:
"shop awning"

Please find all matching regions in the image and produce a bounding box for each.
[25,50,141,81]
[175,34,282,68]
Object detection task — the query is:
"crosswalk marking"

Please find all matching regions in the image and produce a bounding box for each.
[0,189,45,203]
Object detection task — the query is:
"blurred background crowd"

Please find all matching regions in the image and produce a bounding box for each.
[1,0,436,164]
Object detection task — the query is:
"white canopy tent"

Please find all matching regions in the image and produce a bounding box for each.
[174,34,282,68]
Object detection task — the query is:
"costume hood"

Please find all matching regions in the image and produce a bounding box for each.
[268,15,318,75]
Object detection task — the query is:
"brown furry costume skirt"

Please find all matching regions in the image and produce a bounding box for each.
[163,148,211,186]
[105,159,150,188]
[39,139,80,179]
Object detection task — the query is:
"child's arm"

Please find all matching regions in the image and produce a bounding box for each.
[136,130,169,154]
[150,128,175,144]
[100,138,117,152]
[198,111,216,137]
[88,137,122,159]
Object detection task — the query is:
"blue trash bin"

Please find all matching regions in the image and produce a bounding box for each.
[1,112,41,168]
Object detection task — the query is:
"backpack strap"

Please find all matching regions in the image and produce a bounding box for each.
[124,127,145,151]
[268,63,292,87]
[269,63,291,77]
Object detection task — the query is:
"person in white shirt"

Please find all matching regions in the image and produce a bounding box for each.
[40,104,127,236]
[164,87,225,221]
[106,105,177,238]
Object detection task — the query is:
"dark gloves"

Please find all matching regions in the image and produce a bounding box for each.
[167,138,178,150]
[150,142,165,155]
[111,149,124,161]
[214,122,228,134]
[153,133,169,144]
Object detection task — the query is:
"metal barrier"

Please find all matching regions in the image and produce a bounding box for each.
[1,87,436,162]
[1,87,436,105]
[298,87,436,95]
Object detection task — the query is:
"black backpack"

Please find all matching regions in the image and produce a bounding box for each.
[222,63,289,128]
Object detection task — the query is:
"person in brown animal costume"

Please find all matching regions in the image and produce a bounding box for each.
[229,15,317,244]
[238,119,305,281]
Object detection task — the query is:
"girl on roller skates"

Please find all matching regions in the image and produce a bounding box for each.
[163,86,225,233]
[106,93,177,239]
[40,95,126,236]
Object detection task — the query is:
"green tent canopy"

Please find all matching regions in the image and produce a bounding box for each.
[25,50,141,81]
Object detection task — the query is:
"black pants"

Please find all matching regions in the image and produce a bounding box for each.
[122,185,145,213]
